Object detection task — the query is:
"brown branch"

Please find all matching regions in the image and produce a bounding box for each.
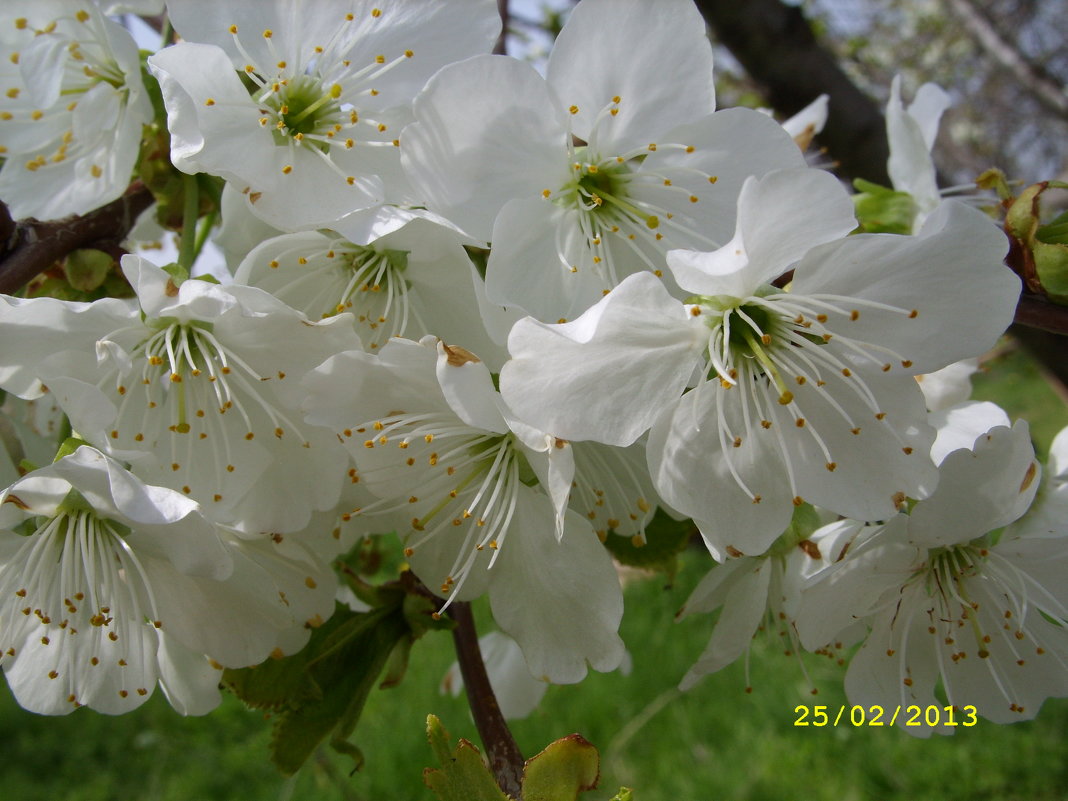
[448,602,524,799]
[0,201,15,252]
[0,182,154,296]
[1014,293,1068,335]
[693,0,891,184]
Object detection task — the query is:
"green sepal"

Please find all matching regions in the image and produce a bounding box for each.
[1034,240,1068,304]
[608,789,635,801]
[521,734,601,801]
[851,178,917,235]
[52,437,90,463]
[601,508,694,580]
[64,249,114,292]
[160,262,190,286]
[423,715,510,801]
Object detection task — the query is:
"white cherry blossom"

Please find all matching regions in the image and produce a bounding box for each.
[0,1,151,219]
[234,217,499,357]
[501,169,1020,557]
[303,336,627,683]
[797,416,1068,735]
[149,0,499,230]
[0,255,359,533]
[400,0,805,322]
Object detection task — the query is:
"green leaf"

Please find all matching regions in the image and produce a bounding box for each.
[223,595,422,776]
[608,789,635,801]
[521,734,600,801]
[851,179,916,235]
[423,715,510,801]
[602,508,693,579]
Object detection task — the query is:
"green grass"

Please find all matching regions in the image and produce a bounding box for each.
[0,342,1065,801]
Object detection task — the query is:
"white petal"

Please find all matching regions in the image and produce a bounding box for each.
[647,384,794,558]
[908,421,1038,547]
[793,201,1019,374]
[666,168,856,297]
[679,558,772,689]
[547,0,715,150]
[401,55,569,242]
[928,399,1011,465]
[489,499,624,684]
[500,272,705,446]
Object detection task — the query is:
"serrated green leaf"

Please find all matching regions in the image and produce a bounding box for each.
[423,715,510,801]
[602,508,693,578]
[269,603,409,775]
[521,734,600,801]
[223,595,429,776]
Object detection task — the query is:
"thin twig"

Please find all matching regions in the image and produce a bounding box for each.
[448,602,524,799]
[0,182,154,295]
[1014,293,1068,335]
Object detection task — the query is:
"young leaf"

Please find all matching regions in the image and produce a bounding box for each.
[521,734,601,801]
[423,715,511,801]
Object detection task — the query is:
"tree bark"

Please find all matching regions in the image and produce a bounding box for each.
[694,0,891,185]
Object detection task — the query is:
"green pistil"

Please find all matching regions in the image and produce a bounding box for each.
[739,325,792,404]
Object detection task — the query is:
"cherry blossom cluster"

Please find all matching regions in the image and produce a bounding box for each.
[0,0,1064,738]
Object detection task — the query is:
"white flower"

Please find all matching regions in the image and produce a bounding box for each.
[234,217,499,357]
[0,446,338,715]
[303,336,627,683]
[914,358,979,412]
[676,530,832,692]
[148,0,499,230]
[400,0,806,322]
[797,416,1068,735]
[886,75,951,229]
[0,255,359,533]
[0,1,152,219]
[0,446,228,715]
[501,169,1020,558]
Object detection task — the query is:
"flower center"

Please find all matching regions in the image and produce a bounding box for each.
[684,287,922,504]
[349,415,540,609]
[534,97,723,294]
[258,75,343,150]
